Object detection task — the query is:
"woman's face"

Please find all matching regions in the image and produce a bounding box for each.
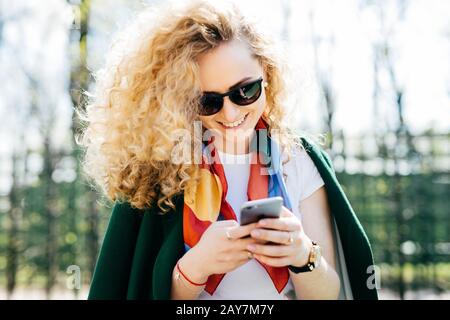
[197,38,267,154]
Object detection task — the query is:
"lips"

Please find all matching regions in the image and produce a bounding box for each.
[217,113,249,130]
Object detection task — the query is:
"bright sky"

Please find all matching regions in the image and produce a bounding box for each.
[0,0,449,193]
[87,0,450,136]
[233,0,450,135]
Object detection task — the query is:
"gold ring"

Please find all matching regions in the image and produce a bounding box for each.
[247,251,253,259]
[226,230,232,240]
[287,232,294,244]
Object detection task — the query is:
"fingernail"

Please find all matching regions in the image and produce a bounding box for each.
[247,244,255,251]
[259,220,266,226]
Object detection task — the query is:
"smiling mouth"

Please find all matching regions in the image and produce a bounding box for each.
[217,113,249,129]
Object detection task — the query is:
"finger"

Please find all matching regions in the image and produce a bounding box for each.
[219,251,253,263]
[235,254,255,267]
[250,228,293,245]
[257,217,299,232]
[227,222,258,239]
[247,243,293,257]
[240,250,254,261]
[253,254,291,267]
[235,237,267,247]
[280,206,294,218]
[216,220,239,227]
[235,236,260,250]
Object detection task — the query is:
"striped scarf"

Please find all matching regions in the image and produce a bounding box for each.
[183,118,292,295]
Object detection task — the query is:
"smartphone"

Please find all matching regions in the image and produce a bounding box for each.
[240,196,283,226]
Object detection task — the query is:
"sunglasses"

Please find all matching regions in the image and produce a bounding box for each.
[199,77,267,116]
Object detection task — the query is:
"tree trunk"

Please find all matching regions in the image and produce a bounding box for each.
[41,137,58,299]
[67,0,98,291]
[6,151,22,299]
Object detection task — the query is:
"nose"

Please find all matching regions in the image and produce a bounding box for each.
[220,97,241,122]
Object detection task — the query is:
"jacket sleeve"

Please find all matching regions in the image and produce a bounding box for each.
[88,201,144,299]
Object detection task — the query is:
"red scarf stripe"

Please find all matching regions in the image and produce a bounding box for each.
[205,274,224,295]
[247,152,269,200]
[183,204,212,247]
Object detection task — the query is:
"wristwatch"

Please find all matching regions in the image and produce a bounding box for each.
[288,240,322,273]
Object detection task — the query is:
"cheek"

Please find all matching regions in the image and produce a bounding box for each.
[199,116,213,128]
[250,92,267,117]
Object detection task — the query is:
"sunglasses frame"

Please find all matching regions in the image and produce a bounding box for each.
[199,77,268,116]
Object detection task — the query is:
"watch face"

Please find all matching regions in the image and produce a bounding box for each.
[312,245,322,268]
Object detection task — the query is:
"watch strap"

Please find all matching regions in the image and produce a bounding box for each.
[287,240,318,274]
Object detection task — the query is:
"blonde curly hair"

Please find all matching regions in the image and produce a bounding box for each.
[77,0,303,212]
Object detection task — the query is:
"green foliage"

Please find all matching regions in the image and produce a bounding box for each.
[336,170,450,291]
[1,133,449,297]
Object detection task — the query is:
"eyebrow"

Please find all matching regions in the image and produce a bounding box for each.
[203,76,255,94]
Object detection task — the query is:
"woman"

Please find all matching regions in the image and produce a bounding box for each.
[80,0,377,300]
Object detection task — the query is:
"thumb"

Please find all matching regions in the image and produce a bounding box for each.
[280,206,293,218]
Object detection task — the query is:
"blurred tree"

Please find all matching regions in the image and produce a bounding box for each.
[308,4,337,155]
[67,0,98,292]
[280,0,291,43]
[0,2,32,299]
[6,151,21,299]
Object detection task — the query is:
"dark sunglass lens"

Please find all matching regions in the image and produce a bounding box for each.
[200,94,223,116]
[230,80,262,105]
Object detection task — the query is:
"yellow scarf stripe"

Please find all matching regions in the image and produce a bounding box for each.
[185,168,222,222]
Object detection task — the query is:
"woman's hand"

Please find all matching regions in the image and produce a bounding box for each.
[246,206,313,268]
[180,220,259,283]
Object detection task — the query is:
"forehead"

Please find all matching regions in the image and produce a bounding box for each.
[197,38,263,92]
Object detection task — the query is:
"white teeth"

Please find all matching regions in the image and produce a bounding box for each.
[220,115,247,128]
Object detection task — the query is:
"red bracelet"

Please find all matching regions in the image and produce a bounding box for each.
[176,262,208,286]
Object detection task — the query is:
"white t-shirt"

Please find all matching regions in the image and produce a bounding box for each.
[197,145,325,300]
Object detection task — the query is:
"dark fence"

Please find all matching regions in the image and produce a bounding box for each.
[329,131,450,298]
[1,131,448,299]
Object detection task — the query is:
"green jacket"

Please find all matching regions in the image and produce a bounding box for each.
[88,137,379,300]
